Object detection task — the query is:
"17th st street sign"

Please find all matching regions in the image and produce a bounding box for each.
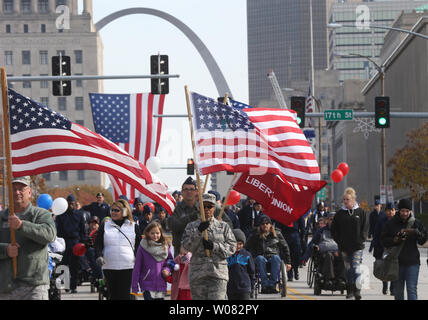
[324,109,353,121]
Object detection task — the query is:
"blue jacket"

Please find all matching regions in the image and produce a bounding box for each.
[82,202,110,222]
[227,248,255,295]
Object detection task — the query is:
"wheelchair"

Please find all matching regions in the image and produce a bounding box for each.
[306,248,346,296]
[252,256,287,298]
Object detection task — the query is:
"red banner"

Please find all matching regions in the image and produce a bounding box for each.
[234,173,326,226]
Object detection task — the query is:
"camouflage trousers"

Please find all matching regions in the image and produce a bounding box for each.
[190,277,227,300]
[0,284,49,300]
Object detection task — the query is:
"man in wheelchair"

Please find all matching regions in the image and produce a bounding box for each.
[302,213,346,291]
[245,215,292,294]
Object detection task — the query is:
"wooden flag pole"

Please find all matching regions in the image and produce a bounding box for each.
[184,86,210,257]
[218,173,239,221]
[1,68,17,278]
[201,93,229,194]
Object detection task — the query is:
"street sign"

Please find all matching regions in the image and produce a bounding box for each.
[387,185,394,203]
[324,109,353,121]
[316,188,326,201]
[380,185,387,205]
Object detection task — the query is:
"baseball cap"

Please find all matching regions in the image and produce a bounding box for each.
[96,192,104,197]
[202,193,217,206]
[12,176,31,187]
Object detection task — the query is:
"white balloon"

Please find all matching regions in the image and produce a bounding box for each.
[52,197,68,216]
[146,156,161,173]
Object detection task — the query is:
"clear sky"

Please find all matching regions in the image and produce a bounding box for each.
[89,0,248,192]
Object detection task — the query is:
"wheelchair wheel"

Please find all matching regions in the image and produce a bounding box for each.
[280,261,287,297]
[307,257,315,288]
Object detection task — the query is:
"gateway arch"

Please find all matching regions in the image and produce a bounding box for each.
[95,7,233,98]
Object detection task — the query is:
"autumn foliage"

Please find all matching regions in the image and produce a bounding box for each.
[388,122,428,201]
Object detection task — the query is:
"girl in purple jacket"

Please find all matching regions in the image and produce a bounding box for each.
[131,221,173,300]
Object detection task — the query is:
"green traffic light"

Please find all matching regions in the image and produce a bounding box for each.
[378,117,387,126]
[297,117,302,125]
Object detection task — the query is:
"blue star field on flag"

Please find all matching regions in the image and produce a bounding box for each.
[89,93,131,143]
[192,93,254,132]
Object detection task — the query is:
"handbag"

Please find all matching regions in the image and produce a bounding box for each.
[373,217,415,282]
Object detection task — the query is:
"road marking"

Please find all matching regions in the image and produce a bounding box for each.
[287,288,317,300]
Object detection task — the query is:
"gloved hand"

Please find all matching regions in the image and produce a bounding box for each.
[202,238,214,250]
[198,220,210,233]
[167,259,176,270]
[96,256,106,266]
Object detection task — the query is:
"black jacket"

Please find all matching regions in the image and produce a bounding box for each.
[244,228,291,264]
[227,248,255,295]
[331,207,369,253]
[380,214,428,266]
[82,202,110,222]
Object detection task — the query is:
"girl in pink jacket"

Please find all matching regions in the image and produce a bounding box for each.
[170,247,192,300]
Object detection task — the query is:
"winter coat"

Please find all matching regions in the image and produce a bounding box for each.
[131,243,173,293]
[0,203,56,293]
[381,214,428,266]
[245,228,291,264]
[171,252,192,300]
[227,248,255,295]
[331,205,369,253]
[82,202,110,222]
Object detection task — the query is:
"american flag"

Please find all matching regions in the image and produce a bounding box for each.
[190,92,324,188]
[8,89,174,213]
[89,93,174,210]
[305,87,314,128]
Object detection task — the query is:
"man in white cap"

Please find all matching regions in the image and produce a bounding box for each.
[0,176,56,300]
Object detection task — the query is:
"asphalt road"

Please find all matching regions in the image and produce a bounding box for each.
[61,241,428,301]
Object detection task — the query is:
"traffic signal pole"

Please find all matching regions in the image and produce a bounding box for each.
[381,72,387,189]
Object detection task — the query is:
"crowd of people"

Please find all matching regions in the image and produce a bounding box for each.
[0,176,427,301]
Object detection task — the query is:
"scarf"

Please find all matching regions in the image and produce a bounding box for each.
[140,238,168,262]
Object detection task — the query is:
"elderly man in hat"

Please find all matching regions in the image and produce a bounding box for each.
[0,176,56,300]
[82,192,110,223]
[181,193,236,300]
[245,215,291,294]
[55,194,87,294]
[381,199,428,300]
[168,177,233,255]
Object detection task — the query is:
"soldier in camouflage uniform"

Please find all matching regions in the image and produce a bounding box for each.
[167,177,233,255]
[181,193,236,300]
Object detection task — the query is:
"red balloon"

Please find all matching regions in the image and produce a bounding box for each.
[226,190,241,206]
[72,243,86,257]
[143,202,155,212]
[331,169,344,183]
[337,162,349,176]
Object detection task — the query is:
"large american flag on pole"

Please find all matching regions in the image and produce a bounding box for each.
[8,89,175,213]
[89,93,174,210]
[190,92,324,188]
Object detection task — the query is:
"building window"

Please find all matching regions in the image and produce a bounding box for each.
[3,0,14,13]
[40,97,49,107]
[43,173,51,181]
[41,24,46,33]
[24,24,29,33]
[40,74,49,88]
[75,97,84,110]
[77,170,85,181]
[56,0,66,6]
[58,97,66,111]
[59,171,68,181]
[38,0,49,13]
[75,73,83,87]
[5,51,13,65]
[21,0,32,13]
[23,74,31,89]
[6,24,11,33]
[39,51,48,65]
[74,50,83,64]
[7,75,14,89]
[22,51,31,65]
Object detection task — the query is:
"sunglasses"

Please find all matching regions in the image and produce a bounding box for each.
[204,204,214,209]
[111,208,121,213]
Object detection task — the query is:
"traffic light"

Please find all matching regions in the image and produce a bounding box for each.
[375,96,390,128]
[52,55,71,96]
[187,158,195,175]
[150,54,169,94]
[290,96,306,128]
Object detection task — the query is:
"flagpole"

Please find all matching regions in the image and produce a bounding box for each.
[201,93,229,194]
[1,68,17,278]
[184,86,210,257]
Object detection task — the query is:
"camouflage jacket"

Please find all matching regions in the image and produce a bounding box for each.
[181,217,236,282]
